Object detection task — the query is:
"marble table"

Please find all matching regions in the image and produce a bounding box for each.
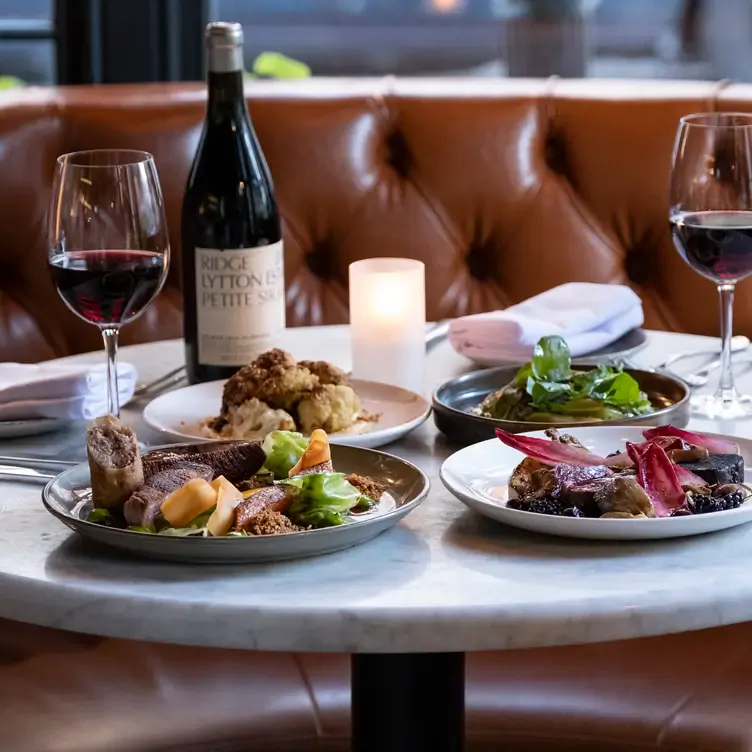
[3,327,752,751]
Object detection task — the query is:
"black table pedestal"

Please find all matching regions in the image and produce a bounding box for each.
[351,652,465,752]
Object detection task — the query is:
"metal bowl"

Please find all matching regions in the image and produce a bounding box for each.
[432,366,690,446]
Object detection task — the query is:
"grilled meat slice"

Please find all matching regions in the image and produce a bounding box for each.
[509,458,553,498]
[562,475,654,518]
[293,460,334,477]
[124,463,213,527]
[594,477,655,517]
[553,463,613,491]
[143,441,265,484]
[510,458,613,503]
[235,486,292,532]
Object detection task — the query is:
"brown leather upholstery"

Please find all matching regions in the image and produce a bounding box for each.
[1,616,751,752]
[3,78,752,362]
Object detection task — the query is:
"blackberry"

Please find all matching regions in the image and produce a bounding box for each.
[690,490,746,515]
[526,497,567,516]
[563,507,582,517]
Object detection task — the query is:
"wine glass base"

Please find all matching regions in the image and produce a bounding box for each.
[690,393,752,420]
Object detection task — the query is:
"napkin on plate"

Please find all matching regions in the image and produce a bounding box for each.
[0,362,138,422]
[448,283,644,365]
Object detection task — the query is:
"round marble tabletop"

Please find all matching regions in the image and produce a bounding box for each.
[2,327,752,653]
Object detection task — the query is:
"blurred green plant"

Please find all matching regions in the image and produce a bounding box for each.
[245,52,311,80]
[0,76,24,90]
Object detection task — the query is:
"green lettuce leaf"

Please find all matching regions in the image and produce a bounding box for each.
[480,336,654,422]
[262,430,308,479]
[283,472,365,527]
[128,524,156,534]
[87,508,115,525]
[531,335,571,382]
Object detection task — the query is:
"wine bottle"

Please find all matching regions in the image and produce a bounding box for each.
[181,21,284,384]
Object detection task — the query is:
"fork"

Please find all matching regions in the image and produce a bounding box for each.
[133,366,186,398]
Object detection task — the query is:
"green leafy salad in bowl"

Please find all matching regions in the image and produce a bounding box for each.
[474,335,656,423]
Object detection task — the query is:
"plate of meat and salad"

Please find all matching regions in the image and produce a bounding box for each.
[441,424,752,540]
[143,348,431,450]
[42,415,429,563]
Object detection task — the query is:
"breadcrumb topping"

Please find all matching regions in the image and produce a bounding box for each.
[345,473,385,502]
[244,509,307,536]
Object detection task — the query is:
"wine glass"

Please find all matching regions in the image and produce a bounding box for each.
[670,113,752,419]
[48,150,170,417]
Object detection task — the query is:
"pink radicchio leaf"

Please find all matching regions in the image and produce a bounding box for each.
[673,464,708,488]
[626,441,687,517]
[642,426,739,455]
[495,429,627,468]
[628,438,708,489]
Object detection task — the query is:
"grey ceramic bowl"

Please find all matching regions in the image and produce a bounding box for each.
[42,444,429,564]
[432,366,690,446]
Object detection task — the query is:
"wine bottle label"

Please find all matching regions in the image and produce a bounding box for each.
[194,241,285,366]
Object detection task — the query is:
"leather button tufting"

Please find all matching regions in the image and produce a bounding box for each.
[466,245,494,280]
[384,129,411,178]
[544,131,570,177]
[305,247,335,279]
[625,246,652,285]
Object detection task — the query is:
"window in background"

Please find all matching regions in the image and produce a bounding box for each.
[0,0,53,85]
[212,0,741,82]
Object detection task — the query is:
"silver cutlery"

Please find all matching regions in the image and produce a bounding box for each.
[0,464,56,483]
[134,365,186,398]
[0,456,77,470]
[425,320,449,351]
[656,335,750,374]
[684,348,752,387]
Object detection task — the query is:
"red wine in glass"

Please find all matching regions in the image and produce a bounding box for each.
[48,149,170,418]
[49,250,166,325]
[670,210,752,283]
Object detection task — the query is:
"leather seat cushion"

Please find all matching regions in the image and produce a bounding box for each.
[0,617,751,751]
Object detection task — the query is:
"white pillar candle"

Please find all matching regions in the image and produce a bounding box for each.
[349,258,426,393]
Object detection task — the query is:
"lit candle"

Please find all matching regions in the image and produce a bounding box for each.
[349,258,426,393]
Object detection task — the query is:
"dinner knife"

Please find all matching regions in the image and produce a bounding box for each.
[0,456,77,470]
[0,464,55,483]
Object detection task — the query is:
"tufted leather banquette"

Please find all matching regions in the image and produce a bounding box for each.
[3,77,752,363]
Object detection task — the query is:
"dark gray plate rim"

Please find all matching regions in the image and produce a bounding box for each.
[432,365,690,430]
[42,443,430,545]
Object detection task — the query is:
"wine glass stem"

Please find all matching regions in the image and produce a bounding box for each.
[716,283,737,402]
[101,327,120,417]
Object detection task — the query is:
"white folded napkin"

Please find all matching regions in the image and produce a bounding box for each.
[448,283,644,365]
[0,362,138,421]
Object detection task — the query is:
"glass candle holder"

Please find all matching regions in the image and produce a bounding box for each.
[349,258,426,393]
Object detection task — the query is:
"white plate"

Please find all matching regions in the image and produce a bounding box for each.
[0,419,67,439]
[143,378,431,449]
[440,426,752,540]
